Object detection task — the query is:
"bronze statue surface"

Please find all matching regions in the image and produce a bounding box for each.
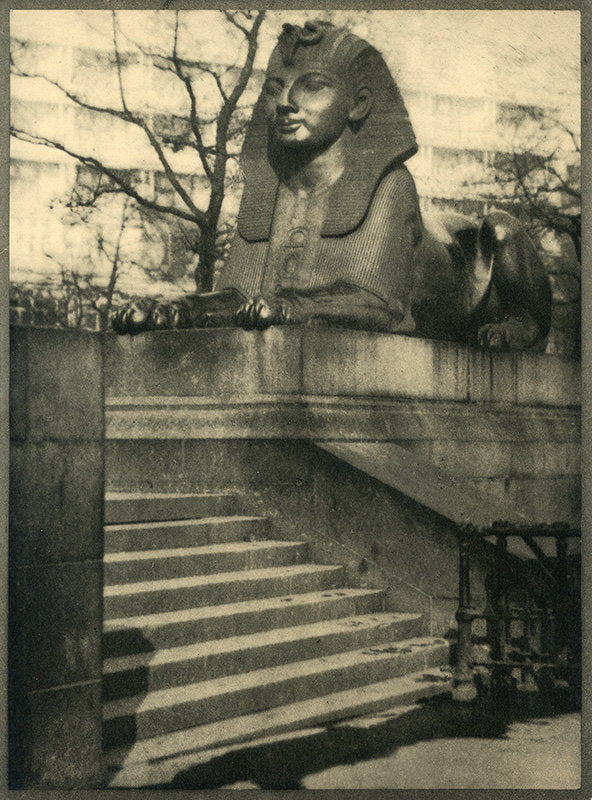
[113,20,552,350]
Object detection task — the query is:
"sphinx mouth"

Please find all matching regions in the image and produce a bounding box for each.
[276,119,303,133]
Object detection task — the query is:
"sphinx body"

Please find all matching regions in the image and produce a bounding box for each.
[113,21,551,350]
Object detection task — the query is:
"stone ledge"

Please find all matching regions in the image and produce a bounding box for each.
[104,328,580,408]
[105,394,580,442]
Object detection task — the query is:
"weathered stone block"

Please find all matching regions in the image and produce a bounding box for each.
[466,348,515,403]
[10,561,102,691]
[106,438,315,494]
[104,328,580,411]
[516,354,580,407]
[417,440,581,479]
[104,327,302,398]
[10,682,102,789]
[10,441,103,565]
[465,476,581,526]
[9,326,104,789]
[10,327,103,442]
[310,453,462,594]
[301,330,469,400]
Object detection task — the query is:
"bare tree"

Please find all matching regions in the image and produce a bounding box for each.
[470,105,581,260]
[11,9,266,292]
[11,195,137,331]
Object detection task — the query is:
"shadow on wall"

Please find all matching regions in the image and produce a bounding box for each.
[155,687,580,790]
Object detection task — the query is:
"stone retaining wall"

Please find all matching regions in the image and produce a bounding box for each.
[9,327,104,788]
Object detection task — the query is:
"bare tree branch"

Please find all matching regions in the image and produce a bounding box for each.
[223,10,251,38]
[12,49,205,221]
[169,12,214,180]
[212,11,265,191]
[11,9,267,292]
[543,163,581,200]
[11,126,205,226]
[11,54,132,123]
[111,11,129,114]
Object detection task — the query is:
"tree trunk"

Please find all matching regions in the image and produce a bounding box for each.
[195,222,218,293]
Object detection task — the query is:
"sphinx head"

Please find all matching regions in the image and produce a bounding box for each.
[262,21,376,151]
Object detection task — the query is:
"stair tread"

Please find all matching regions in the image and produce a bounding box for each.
[104,563,342,598]
[105,666,452,777]
[103,636,448,719]
[105,516,265,532]
[104,587,385,632]
[104,540,302,563]
[103,612,422,674]
[106,492,232,501]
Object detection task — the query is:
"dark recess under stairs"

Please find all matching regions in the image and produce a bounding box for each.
[102,491,452,787]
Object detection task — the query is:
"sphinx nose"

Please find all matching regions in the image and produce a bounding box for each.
[277,102,297,117]
[276,83,298,114]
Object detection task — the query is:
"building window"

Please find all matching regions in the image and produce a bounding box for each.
[72,46,140,73]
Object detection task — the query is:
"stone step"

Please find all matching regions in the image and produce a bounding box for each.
[103,612,424,700]
[105,492,240,524]
[104,540,309,585]
[105,667,452,786]
[103,636,449,746]
[103,588,387,657]
[104,564,346,619]
[104,516,267,554]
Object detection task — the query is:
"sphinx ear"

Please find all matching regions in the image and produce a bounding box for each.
[349,86,373,122]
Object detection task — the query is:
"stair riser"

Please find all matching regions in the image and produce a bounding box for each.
[104,542,309,585]
[104,566,346,619]
[105,677,451,786]
[103,592,385,657]
[103,615,425,700]
[105,519,266,554]
[105,495,240,524]
[103,644,449,746]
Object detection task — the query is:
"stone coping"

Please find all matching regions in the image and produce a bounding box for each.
[104,327,580,408]
[105,394,580,441]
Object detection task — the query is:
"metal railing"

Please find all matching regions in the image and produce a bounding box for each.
[453,523,581,701]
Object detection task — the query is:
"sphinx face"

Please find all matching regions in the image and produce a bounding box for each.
[262,63,354,150]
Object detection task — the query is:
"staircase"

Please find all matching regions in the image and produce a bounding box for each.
[102,491,452,787]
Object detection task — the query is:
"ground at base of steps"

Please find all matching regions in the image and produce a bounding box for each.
[107,691,581,790]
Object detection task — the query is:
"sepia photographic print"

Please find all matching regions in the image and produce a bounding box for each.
[7,3,584,792]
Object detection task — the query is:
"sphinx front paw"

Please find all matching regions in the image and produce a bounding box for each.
[111,299,190,334]
[477,316,540,350]
[235,297,289,330]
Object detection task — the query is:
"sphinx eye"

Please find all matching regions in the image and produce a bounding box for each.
[263,78,283,97]
[301,74,331,91]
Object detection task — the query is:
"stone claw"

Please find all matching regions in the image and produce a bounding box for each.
[235,297,281,330]
[477,317,540,351]
[111,299,153,335]
[111,299,189,334]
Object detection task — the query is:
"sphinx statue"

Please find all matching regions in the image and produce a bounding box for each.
[113,20,551,350]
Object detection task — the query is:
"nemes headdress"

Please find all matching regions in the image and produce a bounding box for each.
[237,20,418,241]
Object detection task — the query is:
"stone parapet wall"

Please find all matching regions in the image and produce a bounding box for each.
[105,327,580,407]
[9,327,104,788]
[105,328,580,527]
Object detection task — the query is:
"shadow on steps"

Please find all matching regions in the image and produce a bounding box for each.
[103,628,155,752]
[151,687,580,790]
